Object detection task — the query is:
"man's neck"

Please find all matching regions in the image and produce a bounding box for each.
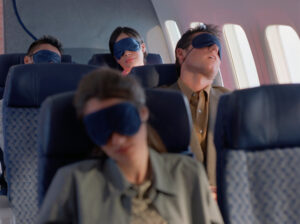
[180,70,213,92]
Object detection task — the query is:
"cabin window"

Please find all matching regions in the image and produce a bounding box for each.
[266,25,300,84]
[165,20,181,60]
[223,24,260,89]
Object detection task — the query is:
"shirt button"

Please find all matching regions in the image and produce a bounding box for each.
[192,93,196,97]
[199,129,203,134]
[198,109,202,113]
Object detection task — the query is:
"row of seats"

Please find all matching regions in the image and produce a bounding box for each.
[0,53,163,98]
[1,52,299,223]
[37,70,300,224]
[1,61,189,223]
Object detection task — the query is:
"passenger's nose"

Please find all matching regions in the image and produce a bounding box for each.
[209,44,219,53]
[110,133,127,146]
[124,50,132,56]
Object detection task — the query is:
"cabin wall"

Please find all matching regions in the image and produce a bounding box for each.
[3,0,171,63]
[151,0,300,89]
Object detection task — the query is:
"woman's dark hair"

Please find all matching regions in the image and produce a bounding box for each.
[74,68,145,117]
[109,26,147,59]
[175,24,220,76]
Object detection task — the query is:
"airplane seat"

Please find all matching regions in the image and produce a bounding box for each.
[129,64,223,88]
[38,88,192,205]
[2,63,97,224]
[0,53,72,99]
[214,84,300,224]
[87,53,163,68]
[130,64,177,87]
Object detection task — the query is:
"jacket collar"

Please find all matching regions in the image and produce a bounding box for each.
[102,149,177,197]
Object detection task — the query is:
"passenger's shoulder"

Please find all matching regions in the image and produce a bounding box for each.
[56,159,102,177]
[158,152,204,175]
[211,85,231,94]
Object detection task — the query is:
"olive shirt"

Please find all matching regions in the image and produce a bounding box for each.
[38,149,223,224]
[167,79,230,187]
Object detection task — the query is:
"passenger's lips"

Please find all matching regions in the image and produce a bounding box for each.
[116,145,131,153]
[125,57,135,63]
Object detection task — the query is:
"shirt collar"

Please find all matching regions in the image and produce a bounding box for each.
[177,78,211,100]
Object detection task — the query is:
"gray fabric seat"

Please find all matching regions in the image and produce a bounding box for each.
[214,84,300,224]
[2,63,97,224]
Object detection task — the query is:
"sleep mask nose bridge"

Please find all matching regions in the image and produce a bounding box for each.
[83,102,142,146]
[113,37,141,60]
[192,33,222,58]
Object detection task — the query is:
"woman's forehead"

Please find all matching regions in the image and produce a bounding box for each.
[83,98,125,116]
[115,33,132,42]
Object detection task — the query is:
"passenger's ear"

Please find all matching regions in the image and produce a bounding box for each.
[139,106,149,122]
[175,48,185,65]
[141,43,146,53]
[24,55,33,64]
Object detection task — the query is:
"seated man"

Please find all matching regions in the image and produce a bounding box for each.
[165,24,230,196]
[23,35,62,64]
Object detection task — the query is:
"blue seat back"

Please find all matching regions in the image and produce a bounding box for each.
[38,88,192,205]
[130,64,177,87]
[214,84,300,224]
[2,63,96,224]
[0,53,72,99]
[129,64,224,88]
[88,53,163,68]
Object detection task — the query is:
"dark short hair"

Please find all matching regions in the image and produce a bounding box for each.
[74,68,145,117]
[109,26,147,59]
[175,24,220,76]
[26,35,63,55]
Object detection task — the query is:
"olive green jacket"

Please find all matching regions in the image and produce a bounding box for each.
[38,149,223,224]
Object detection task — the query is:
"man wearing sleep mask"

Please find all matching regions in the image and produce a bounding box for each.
[165,23,230,197]
[24,35,62,64]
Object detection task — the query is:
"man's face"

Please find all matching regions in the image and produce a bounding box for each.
[177,32,221,80]
[24,43,61,64]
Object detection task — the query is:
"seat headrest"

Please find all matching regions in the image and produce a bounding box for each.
[214,84,300,150]
[88,53,163,68]
[130,64,177,87]
[38,88,192,204]
[39,88,192,156]
[3,64,97,107]
[0,53,72,88]
[146,88,192,152]
[129,64,224,88]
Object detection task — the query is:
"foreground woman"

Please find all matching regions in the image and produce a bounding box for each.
[38,68,223,224]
